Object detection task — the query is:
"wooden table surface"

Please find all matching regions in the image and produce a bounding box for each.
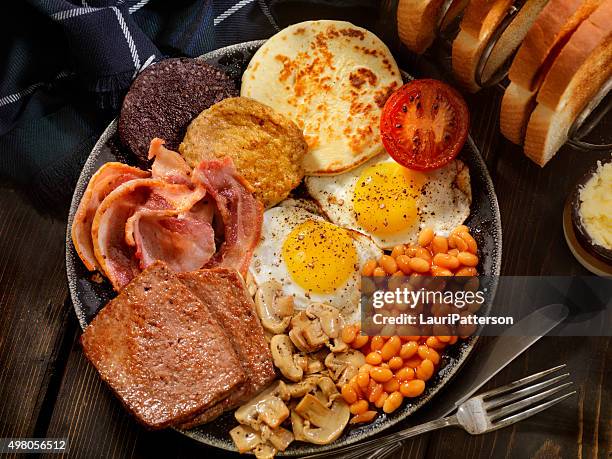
[1,11,610,459]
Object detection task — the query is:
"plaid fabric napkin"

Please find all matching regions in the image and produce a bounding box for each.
[1,0,377,212]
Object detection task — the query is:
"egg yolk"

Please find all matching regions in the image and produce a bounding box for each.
[352,162,425,235]
[282,220,357,294]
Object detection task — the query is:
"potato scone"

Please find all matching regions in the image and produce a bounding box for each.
[241,20,403,176]
[179,97,307,208]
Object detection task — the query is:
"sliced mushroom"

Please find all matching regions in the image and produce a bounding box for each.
[293,395,350,445]
[325,349,366,387]
[290,408,306,442]
[230,425,262,453]
[235,382,290,430]
[253,442,277,459]
[328,337,349,353]
[270,335,303,382]
[306,356,324,374]
[267,426,294,452]
[289,312,327,353]
[306,303,343,338]
[255,281,294,334]
[285,375,321,398]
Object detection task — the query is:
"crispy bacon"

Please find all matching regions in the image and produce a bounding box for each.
[71,162,150,271]
[192,158,263,277]
[127,208,216,272]
[92,179,205,290]
[148,138,193,186]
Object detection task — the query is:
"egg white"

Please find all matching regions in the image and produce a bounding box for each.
[249,203,382,322]
[305,154,472,249]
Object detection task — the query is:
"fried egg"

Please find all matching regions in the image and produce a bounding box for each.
[305,155,471,249]
[249,204,383,322]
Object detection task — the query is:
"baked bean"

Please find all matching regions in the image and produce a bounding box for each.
[448,248,459,257]
[400,341,418,359]
[431,266,453,277]
[383,377,400,393]
[437,335,451,343]
[458,231,478,254]
[432,324,451,337]
[380,255,398,274]
[357,372,370,389]
[379,324,397,336]
[348,375,363,397]
[391,245,405,258]
[452,225,469,235]
[366,352,383,365]
[381,336,402,360]
[416,359,435,380]
[341,325,357,344]
[350,411,378,424]
[368,381,384,403]
[405,245,418,257]
[359,364,373,374]
[426,336,445,350]
[395,254,412,274]
[342,384,358,404]
[409,257,430,273]
[433,253,460,270]
[362,259,377,276]
[383,391,404,413]
[373,267,387,277]
[370,367,394,383]
[374,391,388,408]
[448,336,458,345]
[418,228,434,247]
[451,234,468,252]
[352,335,369,348]
[458,251,478,267]
[404,357,422,368]
[415,247,432,262]
[370,336,386,351]
[350,400,369,415]
[417,345,440,364]
[388,356,404,370]
[400,379,426,397]
[455,267,477,277]
[431,236,448,254]
[396,367,415,382]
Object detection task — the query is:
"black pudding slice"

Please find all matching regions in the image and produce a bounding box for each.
[118,58,238,162]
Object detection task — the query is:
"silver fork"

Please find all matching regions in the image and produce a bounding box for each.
[303,365,575,459]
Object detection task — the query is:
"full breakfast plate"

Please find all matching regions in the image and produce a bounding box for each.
[67,25,501,457]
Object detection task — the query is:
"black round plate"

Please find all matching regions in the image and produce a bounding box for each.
[66,40,502,456]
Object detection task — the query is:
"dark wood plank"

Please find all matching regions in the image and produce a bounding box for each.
[493,140,609,276]
[424,336,610,459]
[0,187,73,441]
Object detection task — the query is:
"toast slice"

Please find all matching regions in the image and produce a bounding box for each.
[397,0,467,54]
[177,268,276,428]
[81,262,246,429]
[500,0,604,144]
[523,0,612,165]
[452,0,514,92]
[480,0,551,85]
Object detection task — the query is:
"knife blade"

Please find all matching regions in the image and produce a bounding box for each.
[357,303,569,459]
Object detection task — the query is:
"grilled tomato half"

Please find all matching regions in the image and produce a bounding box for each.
[380,79,469,171]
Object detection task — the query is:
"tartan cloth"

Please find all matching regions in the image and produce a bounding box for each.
[1,0,377,211]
